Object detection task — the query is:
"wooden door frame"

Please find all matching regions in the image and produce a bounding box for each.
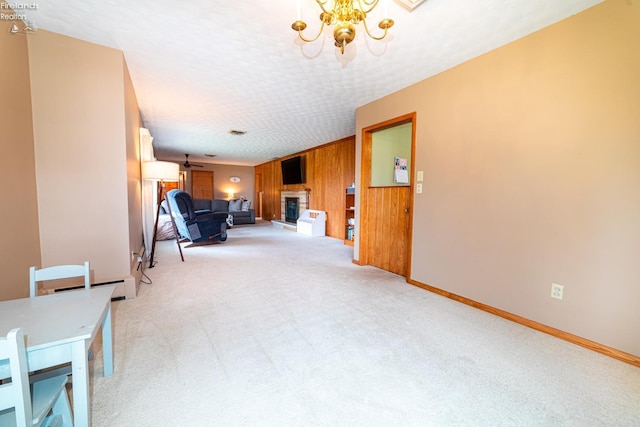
[255,172,263,219]
[359,112,416,279]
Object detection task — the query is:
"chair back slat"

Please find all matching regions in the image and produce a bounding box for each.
[0,328,33,425]
[0,329,73,427]
[0,339,13,411]
[29,261,91,297]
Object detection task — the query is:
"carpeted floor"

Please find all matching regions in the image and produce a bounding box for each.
[87,221,640,426]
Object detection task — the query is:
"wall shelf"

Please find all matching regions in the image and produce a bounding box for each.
[344,190,355,245]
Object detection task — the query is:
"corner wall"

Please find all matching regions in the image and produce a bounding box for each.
[124,59,144,298]
[28,31,137,293]
[256,136,355,239]
[0,26,40,300]
[356,0,640,357]
[172,163,255,201]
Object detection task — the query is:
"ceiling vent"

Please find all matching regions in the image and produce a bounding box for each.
[228,129,246,136]
[394,0,427,11]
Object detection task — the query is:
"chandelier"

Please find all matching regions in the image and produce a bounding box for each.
[292,0,394,54]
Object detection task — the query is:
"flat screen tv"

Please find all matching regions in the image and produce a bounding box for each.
[281,155,305,185]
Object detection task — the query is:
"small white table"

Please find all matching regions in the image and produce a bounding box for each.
[0,286,115,427]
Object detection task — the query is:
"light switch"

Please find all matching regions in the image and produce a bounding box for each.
[416,183,423,194]
[417,171,424,182]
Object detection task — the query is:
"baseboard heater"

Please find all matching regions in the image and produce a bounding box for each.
[54,279,126,301]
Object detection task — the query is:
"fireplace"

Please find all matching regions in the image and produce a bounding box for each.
[285,197,299,223]
[280,190,310,223]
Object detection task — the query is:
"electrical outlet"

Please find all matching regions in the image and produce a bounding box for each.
[551,283,564,300]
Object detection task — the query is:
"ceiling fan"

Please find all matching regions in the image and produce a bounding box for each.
[183,154,203,168]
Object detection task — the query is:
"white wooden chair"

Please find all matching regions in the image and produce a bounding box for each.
[28,261,94,374]
[29,261,91,298]
[0,328,73,427]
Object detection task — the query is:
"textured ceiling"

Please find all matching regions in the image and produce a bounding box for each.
[18,0,602,166]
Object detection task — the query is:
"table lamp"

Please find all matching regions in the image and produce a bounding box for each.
[142,160,184,267]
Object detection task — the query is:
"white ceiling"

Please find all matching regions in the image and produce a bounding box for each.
[17,0,602,166]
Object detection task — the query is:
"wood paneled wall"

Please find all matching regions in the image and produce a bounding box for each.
[255,136,355,239]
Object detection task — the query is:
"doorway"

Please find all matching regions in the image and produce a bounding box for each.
[359,113,415,277]
[163,171,186,197]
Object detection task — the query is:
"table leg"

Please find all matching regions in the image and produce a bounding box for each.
[102,303,114,376]
[71,340,90,427]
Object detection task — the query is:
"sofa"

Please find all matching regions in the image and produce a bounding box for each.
[192,198,255,225]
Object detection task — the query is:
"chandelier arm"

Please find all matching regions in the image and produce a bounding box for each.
[315,0,333,15]
[297,21,327,43]
[362,18,390,41]
[356,0,379,14]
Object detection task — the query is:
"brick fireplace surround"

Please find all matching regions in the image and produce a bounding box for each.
[280,190,309,223]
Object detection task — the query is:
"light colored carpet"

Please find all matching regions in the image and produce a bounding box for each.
[88,221,640,426]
